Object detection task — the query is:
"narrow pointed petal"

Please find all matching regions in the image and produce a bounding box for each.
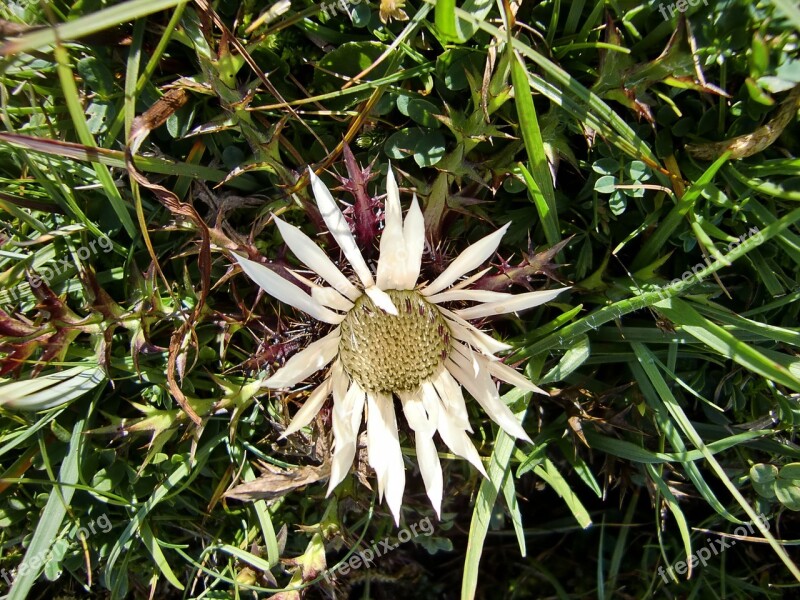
[308,168,375,288]
[450,266,491,291]
[281,376,333,438]
[274,216,360,301]
[331,359,349,403]
[486,360,548,395]
[427,289,512,304]
[416,434,443,518]
[310,284,354,312]
[400,194,425,289]
[431,368,471,431]
[365,286,398,315]
[421,223,510,297]
[398,390,442,516]
[327,378,366,495]
[439,307,512,355]
[367,392,405,523]
[338,365,364,435]
[376,168,407,290]
[398,390,434,436]
[455,287,570,320]
[444,317,504,358]
[436,408,487,477]
[367,407,386,499]
[448,350,532,443]
[419,381,440,429]
[264,329,340,388]
[288,269,354,312]
[234,254,344,324]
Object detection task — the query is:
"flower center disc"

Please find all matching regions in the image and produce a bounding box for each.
[339,290,451,393]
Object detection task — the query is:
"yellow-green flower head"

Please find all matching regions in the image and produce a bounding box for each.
[234,168,569,523]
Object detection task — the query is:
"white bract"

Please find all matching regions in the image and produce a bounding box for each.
[234,168,569,523]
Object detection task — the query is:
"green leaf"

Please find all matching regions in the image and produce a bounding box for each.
[413,130,447,167]
[592,158,619,175]
[384,127,425,160]
[609,191,627,216]
[750,464,778,500]
[775,480,800,511]
[76,56,116,99]
[595,175,618,195]
[751,463,779,484]
[625,160,649,181]
[397,95,441,128]
[436,48,482,91]
[433,0,458,42]
[779,463,800,481]
[434,0,495,44]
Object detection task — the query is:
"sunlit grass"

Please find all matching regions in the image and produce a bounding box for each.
[1,0,800,598]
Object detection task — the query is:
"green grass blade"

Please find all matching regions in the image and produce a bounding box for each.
[0,0,189,56]
[630,359,739,521]
[655,297,800,391]
[508,38,561,251]
[434,0,458,41]
[53,44,137,237]
[243,463,280,567]
[632,152,731,271]
[104,432,227,590]
[461,389,527,600]
[533,458,592,529]
[632,342,800,582]
[644,462,693,577]
[770,0,800,30]
[139,520,185,590]
[7,409,90,599]
[584,429,770,464]
[0,132,246,187]
[540,334,590,384]
[519,204,800,360]
[0,364,106,411]
[501,466,526,557]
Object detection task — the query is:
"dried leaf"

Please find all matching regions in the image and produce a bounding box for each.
[225,463,331,501]
[127,87,209,426]
[686,84,800,160]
